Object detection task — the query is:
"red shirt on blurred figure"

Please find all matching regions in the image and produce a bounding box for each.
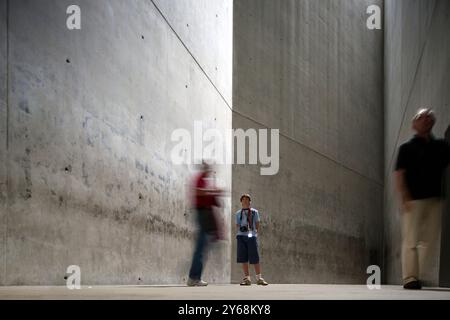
[194,171,217,209]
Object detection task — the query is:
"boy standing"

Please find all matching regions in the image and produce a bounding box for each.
[236,194,268,286]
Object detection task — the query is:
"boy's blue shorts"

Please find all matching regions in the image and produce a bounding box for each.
[236,235,260,264]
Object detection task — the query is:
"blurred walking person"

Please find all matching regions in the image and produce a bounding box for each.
[395,108,450,289]
[187,162,224,286]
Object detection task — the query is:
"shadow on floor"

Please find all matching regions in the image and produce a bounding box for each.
[422,288,450,292]
[130,285,188,288]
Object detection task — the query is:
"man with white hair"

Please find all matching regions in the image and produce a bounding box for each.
[395,108,450,289]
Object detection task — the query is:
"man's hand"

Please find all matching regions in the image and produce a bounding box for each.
[402,198,412,213]
[400,190,413,213]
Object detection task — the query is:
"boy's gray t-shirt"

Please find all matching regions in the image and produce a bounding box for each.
[235,208,260,237]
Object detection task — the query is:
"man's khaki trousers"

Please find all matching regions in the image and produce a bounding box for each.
[402,197,442,285]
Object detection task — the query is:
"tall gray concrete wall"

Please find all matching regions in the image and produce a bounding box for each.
[384,0,450,285]
[5,0,448,288]
[231,0,384,284]
[0,0,7,287]
[0,0,232,285]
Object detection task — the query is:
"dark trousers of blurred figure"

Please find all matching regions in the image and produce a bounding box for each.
[402,198,442,284]
[189,208,215,280]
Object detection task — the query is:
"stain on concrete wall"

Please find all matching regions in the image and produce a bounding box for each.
[1,0,232,285]
[384,0,450,285]
[231,0,384,283]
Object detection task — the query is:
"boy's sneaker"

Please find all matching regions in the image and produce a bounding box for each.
[256,278,269,286]
[240,277,252,286]
[187,278,208,286]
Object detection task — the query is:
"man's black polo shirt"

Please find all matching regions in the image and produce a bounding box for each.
[395,134,450,200]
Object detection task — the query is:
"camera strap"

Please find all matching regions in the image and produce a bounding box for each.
[239,208,253,230]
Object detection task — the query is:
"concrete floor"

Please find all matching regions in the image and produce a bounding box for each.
[1,284,449,300]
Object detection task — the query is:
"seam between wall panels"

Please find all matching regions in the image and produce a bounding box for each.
[386,0,438,174]
[151,0,382,188]
[149,0,233,112]
[233,110,384,188]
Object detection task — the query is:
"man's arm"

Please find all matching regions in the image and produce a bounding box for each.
[394,144,413,212]
[446,142,450,169]
[236,211,240,233]
[255,211,260,233]
[196,187,223,196]
[395,169,412,211]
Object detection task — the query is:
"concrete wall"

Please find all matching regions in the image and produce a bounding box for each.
[5,0,448,287]
[0,0,232,285]
[0,0,7,287]
[384,0,450,285]
[231,0,384,284]
[153,0,232,106]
